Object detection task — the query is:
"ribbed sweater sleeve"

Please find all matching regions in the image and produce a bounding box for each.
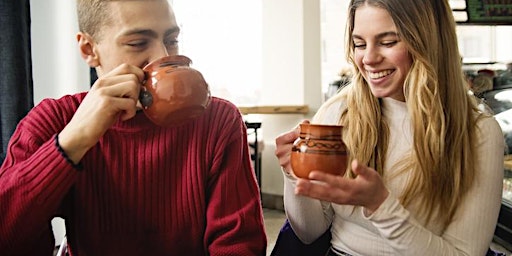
[203,101,267,255]
[0,95,83,255]
[0,94,266,256]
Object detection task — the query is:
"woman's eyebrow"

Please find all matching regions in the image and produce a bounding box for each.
[352,31,399,40]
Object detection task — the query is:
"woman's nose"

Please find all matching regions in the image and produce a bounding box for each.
[362,46,382,66]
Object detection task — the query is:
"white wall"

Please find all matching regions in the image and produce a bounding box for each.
[30,0,89,105]
[30,0,90,246]
[259,0,322,195]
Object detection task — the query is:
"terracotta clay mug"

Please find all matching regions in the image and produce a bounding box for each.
[139,55,211,126]
[290,123,349,179]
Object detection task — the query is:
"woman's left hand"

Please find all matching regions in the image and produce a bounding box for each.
[295,160,390,214]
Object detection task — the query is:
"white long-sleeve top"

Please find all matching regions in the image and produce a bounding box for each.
[284,97,505,256]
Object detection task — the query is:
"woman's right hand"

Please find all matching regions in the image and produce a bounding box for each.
[274,120,309,174]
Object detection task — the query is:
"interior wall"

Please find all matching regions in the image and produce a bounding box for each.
[30,0,89,105]
[260,0,321,196]
[29,0,90,246]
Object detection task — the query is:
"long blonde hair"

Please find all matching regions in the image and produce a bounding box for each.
[318,0,482,229]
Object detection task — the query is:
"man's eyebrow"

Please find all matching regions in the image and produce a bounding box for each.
[121,26,180,38]
[352,31,399,40]
[164,26,180,37]
[121,29,158,38]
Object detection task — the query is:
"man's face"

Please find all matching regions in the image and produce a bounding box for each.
[92,0,180,76]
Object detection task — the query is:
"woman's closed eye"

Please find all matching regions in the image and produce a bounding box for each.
[353,42,366,49]
[381,40,397,47]
[353,41,397,49]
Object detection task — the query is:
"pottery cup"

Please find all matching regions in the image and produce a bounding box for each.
[139,55,211,126]
[290,123,348,179]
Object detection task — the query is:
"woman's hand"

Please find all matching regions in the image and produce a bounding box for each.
[295,160,389,214]
[275,120,309,174]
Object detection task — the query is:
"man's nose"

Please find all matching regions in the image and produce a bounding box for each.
[149,42,170,62]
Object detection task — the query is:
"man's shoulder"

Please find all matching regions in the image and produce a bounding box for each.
[207,96,241,115]
[201,97,246,130]
[209,96,237,108]
[31,92,87,119]
[37,92,87,108]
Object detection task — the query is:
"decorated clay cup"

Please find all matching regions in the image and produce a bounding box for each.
[139,55,211,126]
[290,123,348,179]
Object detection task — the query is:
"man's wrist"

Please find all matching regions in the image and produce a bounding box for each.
[55,134,83,170]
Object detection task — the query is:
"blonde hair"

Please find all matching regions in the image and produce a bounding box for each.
[318,0,483,230]
[76,0,114,40]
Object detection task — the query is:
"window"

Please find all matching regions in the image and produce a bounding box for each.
[170,0,262,105]
[457,25,512,64]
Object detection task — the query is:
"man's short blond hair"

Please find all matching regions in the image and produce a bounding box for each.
[76,0,113,40]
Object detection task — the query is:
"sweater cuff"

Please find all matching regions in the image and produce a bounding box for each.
[55,134,83,170]
[282,167,299,181]
[362,192,396,219]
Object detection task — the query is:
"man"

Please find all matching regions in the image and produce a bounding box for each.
[0,0,267,255]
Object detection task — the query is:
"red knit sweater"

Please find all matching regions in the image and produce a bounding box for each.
[0,93,266,256]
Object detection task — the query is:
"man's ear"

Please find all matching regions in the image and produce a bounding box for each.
[77,32,99,68]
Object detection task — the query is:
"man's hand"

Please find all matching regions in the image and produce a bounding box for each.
[58,64,145,164]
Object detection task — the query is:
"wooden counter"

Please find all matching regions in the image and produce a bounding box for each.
[238,105,309,115]
[505,154,512,170]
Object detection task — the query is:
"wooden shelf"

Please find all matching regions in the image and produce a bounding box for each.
[505,154,512,170]
[238,105,309,115]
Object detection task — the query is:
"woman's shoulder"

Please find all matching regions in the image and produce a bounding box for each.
[475,114,505,151]
[312,95,346,124]
[476,114,502,133]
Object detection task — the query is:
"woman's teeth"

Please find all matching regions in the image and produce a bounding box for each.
[369,70,392,79]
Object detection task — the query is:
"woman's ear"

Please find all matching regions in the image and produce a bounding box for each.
[77,32,99,68]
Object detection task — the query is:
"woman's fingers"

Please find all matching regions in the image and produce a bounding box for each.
[296,172,351,203]
[296,160,389,211]
[275,120,310,172]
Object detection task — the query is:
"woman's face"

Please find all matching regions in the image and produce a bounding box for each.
[352,4,412,102]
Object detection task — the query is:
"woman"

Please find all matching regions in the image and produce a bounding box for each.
[275,0,505,255]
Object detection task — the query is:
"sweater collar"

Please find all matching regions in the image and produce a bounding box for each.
[110,110,161,132]
[382,97,408,119]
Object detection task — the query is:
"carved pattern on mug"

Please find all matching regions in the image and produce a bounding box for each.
[290,124,349,179]
[292,140,347,155]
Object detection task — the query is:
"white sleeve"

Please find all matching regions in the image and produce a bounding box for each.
[283,100,344,243]
[283,100,343,243]
[283,171,334,244]
[366,116,505,255]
